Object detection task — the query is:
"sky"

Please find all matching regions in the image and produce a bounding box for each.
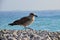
[0,0,60,11]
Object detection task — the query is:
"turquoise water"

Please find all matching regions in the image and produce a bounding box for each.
[0,11,60,32]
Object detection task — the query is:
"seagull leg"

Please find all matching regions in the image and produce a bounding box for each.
[24,27,27,31]
[24,27,33,31]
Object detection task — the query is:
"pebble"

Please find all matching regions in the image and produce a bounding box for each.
[0,29,60,40]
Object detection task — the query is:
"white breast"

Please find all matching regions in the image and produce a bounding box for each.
[25,16,35,26]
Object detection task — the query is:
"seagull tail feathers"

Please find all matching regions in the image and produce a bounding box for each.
[8,23,15,26]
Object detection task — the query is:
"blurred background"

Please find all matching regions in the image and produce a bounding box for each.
[0,0,60,32]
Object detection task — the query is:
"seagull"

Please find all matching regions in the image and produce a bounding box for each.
[8,13,38,30]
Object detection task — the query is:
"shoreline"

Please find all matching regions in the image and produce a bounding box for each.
[0,29,60,40]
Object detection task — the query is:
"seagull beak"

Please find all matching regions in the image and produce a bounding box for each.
[34,15,38,17]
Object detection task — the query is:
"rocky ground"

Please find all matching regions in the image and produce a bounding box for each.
[0,29,60,40]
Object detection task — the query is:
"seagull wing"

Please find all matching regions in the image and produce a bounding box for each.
[13,17,30,25]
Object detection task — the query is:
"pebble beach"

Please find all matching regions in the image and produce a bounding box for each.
[0,29,60,40]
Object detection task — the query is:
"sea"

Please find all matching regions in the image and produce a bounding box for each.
[0,11,60,32]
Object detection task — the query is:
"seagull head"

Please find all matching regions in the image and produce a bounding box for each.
[29,13,38,17]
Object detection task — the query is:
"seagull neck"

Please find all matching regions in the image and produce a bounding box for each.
[28,15,35,21]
